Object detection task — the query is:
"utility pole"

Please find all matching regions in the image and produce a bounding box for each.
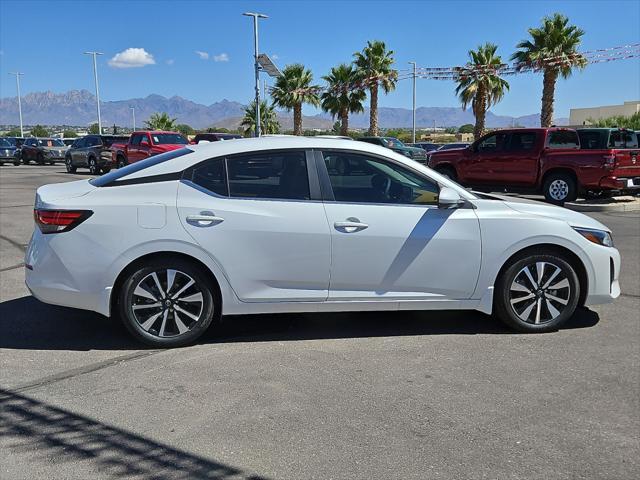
[8,72,24,137]
[130,106,136,131]
[84,52,103,133]
[243,12,268,137]
[408,62,417,143]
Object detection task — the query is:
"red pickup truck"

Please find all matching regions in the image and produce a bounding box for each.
[427,127,640,203]
[111,131,189,168]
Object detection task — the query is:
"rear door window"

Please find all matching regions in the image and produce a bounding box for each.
[577,130,607,149]
[547,130,579,149]
[506,132,537,152]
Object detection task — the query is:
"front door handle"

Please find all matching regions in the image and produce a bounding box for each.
[186,213,224,227]
[334,218,368,233]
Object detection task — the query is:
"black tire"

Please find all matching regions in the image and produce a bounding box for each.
[494,252,580,333]
[36,153,45,165]
[543,173,577,204]
[0,162,4,166]
[117,155,127,169]
[88,157,100,175]
[65,156,76,173]
[13,159,20,166]
[118,258,219,347]
[102,166,111,174]
[435,165,458,182]
[49,161,55,165]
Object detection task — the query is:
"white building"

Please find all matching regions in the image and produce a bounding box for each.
[569,100,640,126]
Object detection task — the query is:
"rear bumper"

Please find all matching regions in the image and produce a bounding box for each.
[598,175,640,190]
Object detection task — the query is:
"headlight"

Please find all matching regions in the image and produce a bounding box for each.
[573,227,614,247]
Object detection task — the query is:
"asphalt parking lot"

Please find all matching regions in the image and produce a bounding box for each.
[1,165,639,480]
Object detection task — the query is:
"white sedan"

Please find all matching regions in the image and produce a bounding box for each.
[25,137,621,347]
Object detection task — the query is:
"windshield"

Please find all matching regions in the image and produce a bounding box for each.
[37,139,65,147]
[151,133,188,145]
[382,137,405,148]
[0,138,11,147]
[90,148,192,187]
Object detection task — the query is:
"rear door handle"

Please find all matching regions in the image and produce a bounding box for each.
[334,218,368,233]
[186,213,224,227]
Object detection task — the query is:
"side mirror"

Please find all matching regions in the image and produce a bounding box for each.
[438,187,465,209]
[141,138,150,147]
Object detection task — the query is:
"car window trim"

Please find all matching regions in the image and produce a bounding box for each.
[316,148,442,206]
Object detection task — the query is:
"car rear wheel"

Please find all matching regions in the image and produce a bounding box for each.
[36,153,45,165]
[118,258,218,347]
[117,156,127,169]
[543,173,577,204]
[88,157,100,175]
[13,159,20,166]
[65,156,76,173]
[494,253,580,333]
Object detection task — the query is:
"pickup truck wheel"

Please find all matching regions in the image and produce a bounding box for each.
[435,166,457,182]
[65,156,76,173]
[117,156,127,169]
[494,253,580,333]
[543,173,577,204]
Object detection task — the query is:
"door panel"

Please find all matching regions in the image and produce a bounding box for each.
[464,132,509,183]
[177,151,330,302]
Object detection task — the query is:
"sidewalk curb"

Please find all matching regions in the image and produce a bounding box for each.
[565,200,640,213]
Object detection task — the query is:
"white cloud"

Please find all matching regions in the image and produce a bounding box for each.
[213,53,229,62]
[195,50,209,60]
[108,48,155,68]
[166,59,175,65]
[271,53,279,60]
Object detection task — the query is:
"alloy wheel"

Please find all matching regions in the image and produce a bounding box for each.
[548,179,569,201]
[89,158,98,175]
[131,269,205,338]
[509,261,571,325]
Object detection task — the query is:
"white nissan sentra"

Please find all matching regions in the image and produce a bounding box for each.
[25,137,621,347]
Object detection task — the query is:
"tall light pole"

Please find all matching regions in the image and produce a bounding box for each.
[130,106,136,131]
[8,72,24,137]
[243,12,268,137]
[84,51,103,133]
[408,62,417,143]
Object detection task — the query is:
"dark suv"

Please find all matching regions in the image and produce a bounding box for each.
[0,137,21,166]
[66,134,129,174]
[21,137,68,165]
[193,132,243,143]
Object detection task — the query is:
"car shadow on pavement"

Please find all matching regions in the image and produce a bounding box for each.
[0,295,601,350]
[0,388,268,480]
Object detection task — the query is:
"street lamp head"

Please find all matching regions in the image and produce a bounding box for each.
[242,12,268,18]
[84,51,104,56]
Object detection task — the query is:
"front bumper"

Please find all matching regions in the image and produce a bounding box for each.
[583,244,621,306]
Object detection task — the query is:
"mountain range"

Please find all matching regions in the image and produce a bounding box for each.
[0,89,568,130]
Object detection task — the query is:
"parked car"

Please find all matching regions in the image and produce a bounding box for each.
[111,131,189,167]
[193,133,243,143]
[409,142,441,152]
[427,127,639,203]
[20,137,69,165]
[357,136,428,162]
[65,134,130,174]
[436,142,471,151]
[315,135,354,140]
[4,136,25,162]
[0,137,21,166]
[26,137,620,347]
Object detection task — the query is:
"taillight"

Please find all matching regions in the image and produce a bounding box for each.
[34,209,93,234]
[603,154,616,168]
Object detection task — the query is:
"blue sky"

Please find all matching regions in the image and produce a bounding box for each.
[1,0,639,117]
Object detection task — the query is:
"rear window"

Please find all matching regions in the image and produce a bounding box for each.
[547,130,579,149]
[90,148,192,187]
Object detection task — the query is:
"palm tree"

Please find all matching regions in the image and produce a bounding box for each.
[271,64,320,135]
[321,64,366,136]
[353,41,398,136]
[144,112,178,131]
[240,100,280,136]
[511,13,586,127]
[455,43,510,140]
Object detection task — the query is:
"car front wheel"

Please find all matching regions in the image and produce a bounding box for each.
[88,157,100,175]
[494,253,580,333]
[118,258,218,347]
[65,156,76,173]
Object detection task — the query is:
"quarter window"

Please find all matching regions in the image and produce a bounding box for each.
[227,151,310,200]
[322,152,439,205]
[190,159,227,196]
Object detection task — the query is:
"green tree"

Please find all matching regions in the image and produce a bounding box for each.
[321,64,366,136]
[62,130,78,138]
[353,40,398,136]
[271,64,320,136]
[588,112,640,130]
[458,124,474,134]
[144,112,178,131]
[512,13,586,128]
[5,127,22,137]
[332,121,341,134]
[30,125,49,137]
[88,123,100,134]
[240,100,280,136]
[207,127,230,133]
[175,124,195,136]
[456,43,510,140]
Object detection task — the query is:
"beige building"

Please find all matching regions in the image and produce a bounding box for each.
[569,100,640,126]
